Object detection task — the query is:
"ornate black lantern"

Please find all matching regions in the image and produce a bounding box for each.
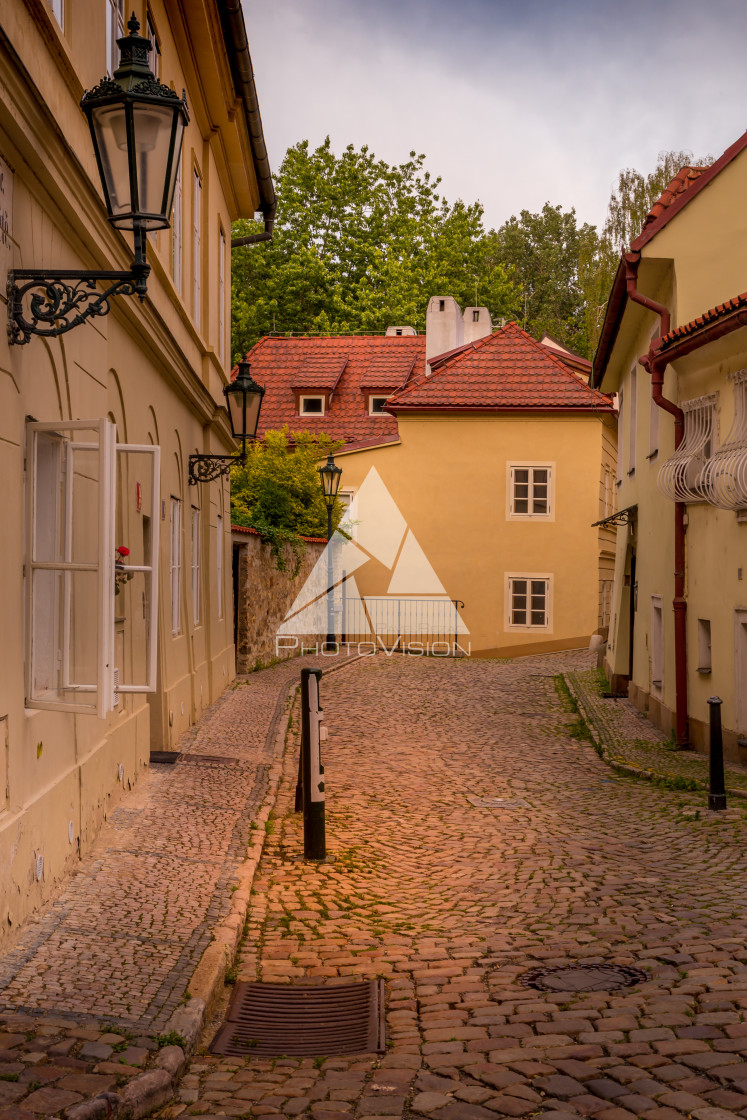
[7,13,189,345]
[82,14,188,234]
[318,454,343,509]
[188,360,266,485]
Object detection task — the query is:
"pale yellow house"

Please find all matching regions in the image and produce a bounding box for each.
[594,141,747,759]
[248,300,617,658]
[0,1,273,932]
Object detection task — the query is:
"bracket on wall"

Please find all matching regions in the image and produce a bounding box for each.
[188,453,241,486]
[592,504,637,529]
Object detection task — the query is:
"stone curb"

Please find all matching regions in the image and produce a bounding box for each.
[563,673,747,802]
[73,656,372,1120]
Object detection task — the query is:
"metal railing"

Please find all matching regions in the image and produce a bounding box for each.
[340,594,466,652]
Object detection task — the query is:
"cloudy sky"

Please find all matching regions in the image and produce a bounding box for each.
[246,0,745,233]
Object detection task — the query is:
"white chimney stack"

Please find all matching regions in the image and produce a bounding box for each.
[463,306,492,344]
[425,296,463,374]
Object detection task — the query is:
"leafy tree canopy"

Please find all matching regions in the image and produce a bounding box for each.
[231,138,517,362]
[230,428,344,572]
[231,142,717,367]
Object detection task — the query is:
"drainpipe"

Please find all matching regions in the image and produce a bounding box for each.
[222,0,277,248]
[626,251,688,748]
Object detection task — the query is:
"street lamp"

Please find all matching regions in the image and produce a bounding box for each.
[188,359,265,484]
[8,13,189,345]
[318,453,342,650]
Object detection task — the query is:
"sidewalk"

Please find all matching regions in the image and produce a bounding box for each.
[0,656,331,1120]
[565,669,747,797]
[175,648,747,1120]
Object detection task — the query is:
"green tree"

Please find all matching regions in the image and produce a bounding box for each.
[231,138,517,360]
[230,429,344,572]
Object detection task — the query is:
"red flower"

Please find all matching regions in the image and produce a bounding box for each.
[116,546,130,556]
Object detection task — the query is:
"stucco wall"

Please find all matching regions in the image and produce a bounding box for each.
[233,530,326,671]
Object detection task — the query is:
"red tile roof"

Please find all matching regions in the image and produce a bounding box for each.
[637,166,707,238]
[387,322,614,412]
[658,290,747,350]
[245,334,425,443]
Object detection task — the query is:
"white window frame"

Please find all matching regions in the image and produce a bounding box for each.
[216,513,224,620]
[697,618,712,674]
[193,167,202,331]
[628,366,637,475]
[170,497,182,636]
[106,0,125,76]
[26,420,159,718]
[617,387,624,484]
[218,227,226,364]
[368,395,389,415]
[505,573,553,632]
[651,594,664,693]
[49,0,63,27]
[507,463,554,521]
[172,161,183,293]
[299,395,325,416]
[146,10,160,78]
[649,391,660,458]
[191,506,201,626]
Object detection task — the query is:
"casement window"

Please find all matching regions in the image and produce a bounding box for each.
[617,388,624,483]
[146,11,160,78]
[627,366,637,475]
[658,394,717,502]
[651,595,664,693]
[508,464,553,519]
[697,619,712,674]
[369,395,389,415]
[299,395,325,415]
[170,498,182,635]
[218,228,226,364]
[191,507,201,626]
[216,513,223,620]
[106,0,125,76]
[49,0,63,27]
[506,575,552,630]
[193,168,202,330]
[26,420,159,718]
[171,162,182,292]
[649,392,660,458]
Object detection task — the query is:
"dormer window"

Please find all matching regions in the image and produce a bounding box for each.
[299,395,325,415]
[369,396,389,415]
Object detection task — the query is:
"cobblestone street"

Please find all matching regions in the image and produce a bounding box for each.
[178,651,747,1120]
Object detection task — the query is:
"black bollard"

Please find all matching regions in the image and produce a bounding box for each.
[301,667,326,860]
[707,696,727,811]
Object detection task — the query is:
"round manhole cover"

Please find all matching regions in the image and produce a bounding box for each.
[518,964,647,992]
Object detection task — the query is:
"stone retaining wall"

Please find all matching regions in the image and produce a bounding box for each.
[232,528,326,672]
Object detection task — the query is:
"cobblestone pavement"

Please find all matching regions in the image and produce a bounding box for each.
[175,650,747,1120]
[566,670,747,795]
[0,656,330,1120]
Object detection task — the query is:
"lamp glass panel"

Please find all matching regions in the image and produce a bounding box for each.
[225,389,245,439]
[162,115,186,217]
[90,103,132,218]
[243,391,263,439]
[132,102,176,225]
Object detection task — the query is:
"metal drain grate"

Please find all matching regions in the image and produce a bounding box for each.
[519,964,648,992]
[210,980,385,1057]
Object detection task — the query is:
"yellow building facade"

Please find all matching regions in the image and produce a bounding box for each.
[330,323,617,657]
[0,1,272,932]
[595,139,747,759]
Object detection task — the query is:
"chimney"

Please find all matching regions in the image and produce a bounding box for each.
[425,296,463,374]
[463,306,492,344]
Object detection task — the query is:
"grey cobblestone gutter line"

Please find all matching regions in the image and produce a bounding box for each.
[563,669,747,800]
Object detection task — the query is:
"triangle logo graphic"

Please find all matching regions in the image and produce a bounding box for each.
[278,465,468,640]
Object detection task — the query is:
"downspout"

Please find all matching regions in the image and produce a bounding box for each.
[222,0,276,248]
[626,251,688,748]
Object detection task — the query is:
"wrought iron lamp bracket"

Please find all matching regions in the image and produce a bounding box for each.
[188,441,247,485]
[7,226,150,346]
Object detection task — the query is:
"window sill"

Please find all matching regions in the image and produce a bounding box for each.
[627,468,636,477]
[646,450,659,460]
[696,666,712,674]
